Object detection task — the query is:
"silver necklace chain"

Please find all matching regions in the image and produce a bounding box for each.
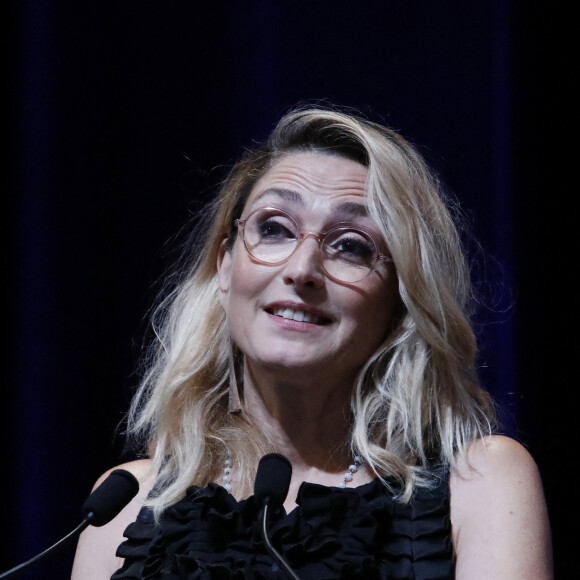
[222,456,363,493]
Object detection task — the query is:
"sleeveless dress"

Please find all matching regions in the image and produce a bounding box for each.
[111,473,454,580]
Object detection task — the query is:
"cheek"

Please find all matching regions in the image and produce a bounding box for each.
[229,257,267,301]
[350,282,397,347]
[223,249,273,327]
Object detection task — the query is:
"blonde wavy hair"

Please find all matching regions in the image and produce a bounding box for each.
[127,105,497,518]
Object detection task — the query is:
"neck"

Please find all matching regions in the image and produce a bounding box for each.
[241,362,356,472]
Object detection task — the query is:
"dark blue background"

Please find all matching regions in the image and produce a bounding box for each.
[5,1,575,577]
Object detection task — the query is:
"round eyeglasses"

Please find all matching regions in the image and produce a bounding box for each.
[234,207,391,283]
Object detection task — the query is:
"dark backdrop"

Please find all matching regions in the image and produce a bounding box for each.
[5,1,576,577]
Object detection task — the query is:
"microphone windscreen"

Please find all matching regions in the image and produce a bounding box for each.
[254,453,292,508]
[81,468,139,527]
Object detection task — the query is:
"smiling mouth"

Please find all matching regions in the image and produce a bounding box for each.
[267,307,331,325]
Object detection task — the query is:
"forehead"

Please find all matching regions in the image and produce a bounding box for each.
[245,152,369,213]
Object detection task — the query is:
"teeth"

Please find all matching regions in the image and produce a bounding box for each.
[273,307,319,324]
[287,308,303,321]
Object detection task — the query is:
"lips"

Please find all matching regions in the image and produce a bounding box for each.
[265,303,332,325]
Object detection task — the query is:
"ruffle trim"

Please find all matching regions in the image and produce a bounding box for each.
[111,477,454,580]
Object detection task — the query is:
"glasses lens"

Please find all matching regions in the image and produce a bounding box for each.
[244,209,299,263]
[240,208,380,283]
[322,228,378,283]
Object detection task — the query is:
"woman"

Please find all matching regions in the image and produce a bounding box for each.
[72,106,552,579]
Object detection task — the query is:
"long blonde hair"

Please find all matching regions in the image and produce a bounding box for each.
[127,105,497,518]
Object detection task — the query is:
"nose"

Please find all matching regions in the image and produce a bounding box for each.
[281,235,325,288]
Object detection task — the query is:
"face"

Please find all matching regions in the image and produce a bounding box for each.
[217,152,398,389]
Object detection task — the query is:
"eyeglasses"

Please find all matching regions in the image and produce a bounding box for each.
[234,207,391,283]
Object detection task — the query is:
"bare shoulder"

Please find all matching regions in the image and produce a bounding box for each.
[91,458,156,490]
[452,434,540,480]
[71,459,156,580]
[450,435,553,579]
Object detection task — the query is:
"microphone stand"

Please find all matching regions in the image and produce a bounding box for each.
[260,502,300,580]
[0,517,91,579]
[0,469,139,579]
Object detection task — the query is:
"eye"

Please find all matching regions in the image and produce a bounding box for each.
[252,211,298,243]
[258,218,293,239]
[325,230,376,264]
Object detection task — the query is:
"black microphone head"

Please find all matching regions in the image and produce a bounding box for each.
[254,453,292,508]
[81,468,139,527]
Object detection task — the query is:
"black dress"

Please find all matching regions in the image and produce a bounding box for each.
[111,474,454,580]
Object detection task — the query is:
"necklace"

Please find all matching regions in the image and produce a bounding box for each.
[222,455,363,493]
[223,459,233,492]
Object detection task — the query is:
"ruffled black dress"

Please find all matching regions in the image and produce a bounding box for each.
[111,474,454,580]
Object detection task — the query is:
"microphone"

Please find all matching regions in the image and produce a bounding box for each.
[254,453,292,508]
[81,468,140,526]
[254,454,300,580]
[0,468,139,579]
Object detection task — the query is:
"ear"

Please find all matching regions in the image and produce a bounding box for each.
[217,238,233,298]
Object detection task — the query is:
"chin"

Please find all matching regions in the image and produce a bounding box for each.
[251,352,329,378]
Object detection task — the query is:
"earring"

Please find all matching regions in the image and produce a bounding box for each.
[228,340,243,413]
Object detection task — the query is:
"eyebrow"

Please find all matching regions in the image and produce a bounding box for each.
[253,188,369,218]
